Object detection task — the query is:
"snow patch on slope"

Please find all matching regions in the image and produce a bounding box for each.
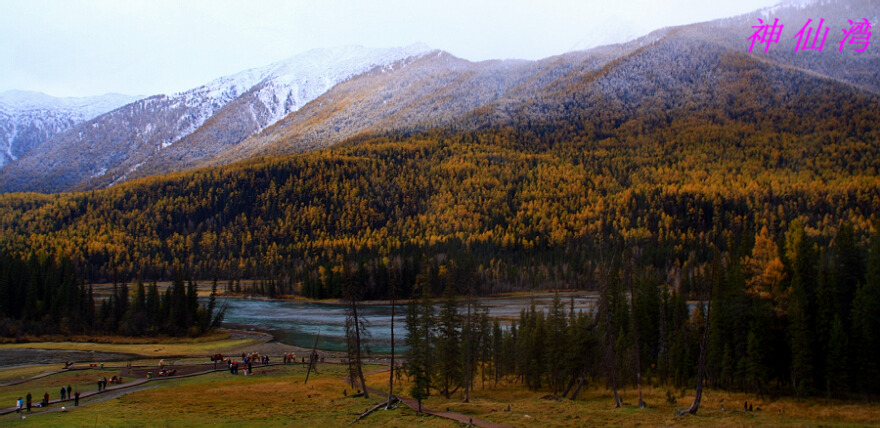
[157,44,430,148]
[0,91,141,168]
[250,44,432,129]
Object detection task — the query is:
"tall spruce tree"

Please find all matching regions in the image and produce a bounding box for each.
[405,284,433,411]
[786,220,817,396]
[435,284,462,398]
[851,233,880,395]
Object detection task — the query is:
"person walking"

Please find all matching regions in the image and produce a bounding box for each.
[25,393,31,412]
[74,391,80,406]
[60,386,66,401]
[43,392,49,407]
[67,385,72,399]
[16,397,22,413]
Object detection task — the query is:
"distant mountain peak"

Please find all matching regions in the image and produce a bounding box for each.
[0,44,435,192]
[0,90,140,115]
[0,91,141,168]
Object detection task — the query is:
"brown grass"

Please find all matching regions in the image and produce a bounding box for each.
[2,361,878,426]
[365,370,880,427]
[3,364,456,427]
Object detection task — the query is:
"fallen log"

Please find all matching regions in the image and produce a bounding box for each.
[349,396,399,425]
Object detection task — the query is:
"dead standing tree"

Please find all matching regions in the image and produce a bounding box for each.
[627,256,647,409]
[678,272,714,417]
[344,266,369,399]
[386,257,401,409]
[597,255,623,408]
[305,330,321,384]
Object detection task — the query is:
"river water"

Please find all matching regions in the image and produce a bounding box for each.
[218,293,599,353]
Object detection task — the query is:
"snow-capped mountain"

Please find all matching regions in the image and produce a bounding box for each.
[567,17,645,53]
[0,91,140,168]
[1,0,876,194]
[0,44,432,192]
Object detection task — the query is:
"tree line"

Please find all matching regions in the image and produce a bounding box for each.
[0,251,223,337]
[403,225,880,404]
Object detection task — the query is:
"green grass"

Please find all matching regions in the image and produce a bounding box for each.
[0,337,259,358]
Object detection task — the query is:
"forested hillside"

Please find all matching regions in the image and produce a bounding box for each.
[0,50,877,295]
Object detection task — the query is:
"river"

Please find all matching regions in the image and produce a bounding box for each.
[218,292,599,353]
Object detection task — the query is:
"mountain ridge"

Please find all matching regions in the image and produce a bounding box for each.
[0,90,141,168]
[0,0,876,193]
[0,44,432,192]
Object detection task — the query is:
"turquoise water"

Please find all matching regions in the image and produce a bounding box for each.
[217,293,599,353]
[220,298,396,352]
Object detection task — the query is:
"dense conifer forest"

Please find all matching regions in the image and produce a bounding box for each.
[0,252,222,337]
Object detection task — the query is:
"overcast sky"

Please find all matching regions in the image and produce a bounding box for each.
[0,0,781,98]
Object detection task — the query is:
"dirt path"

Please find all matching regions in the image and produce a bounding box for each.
[345,368,511,428]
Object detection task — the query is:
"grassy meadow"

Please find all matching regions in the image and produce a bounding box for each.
[363,370,880,427]
[1,336,879,427]
[0,364,454,427]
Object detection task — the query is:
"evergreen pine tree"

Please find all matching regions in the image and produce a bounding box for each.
[435,284,462,398]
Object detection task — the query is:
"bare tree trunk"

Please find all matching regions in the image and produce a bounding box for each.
[610,363,622,408]
[387,286,395,408]
[682,285,713,416]
[464,292,472,403]
[305,330,321,384]
[568,366,587,400]
[562,370,578,398]
[629,270,646,408]
[600,256,622,408]
[352,300,369,399]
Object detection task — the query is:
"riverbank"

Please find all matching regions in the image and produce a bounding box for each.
[0,290,603,363]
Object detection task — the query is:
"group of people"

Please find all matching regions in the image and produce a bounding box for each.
[227,359,244,375]
[282,352,333,365]
[223,352,274,375]
[15,386,81,413]
[96,377,109,391]
[157,368,177,376]
[59,385,72,401]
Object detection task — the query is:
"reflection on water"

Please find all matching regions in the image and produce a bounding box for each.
[218,293,599,353]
